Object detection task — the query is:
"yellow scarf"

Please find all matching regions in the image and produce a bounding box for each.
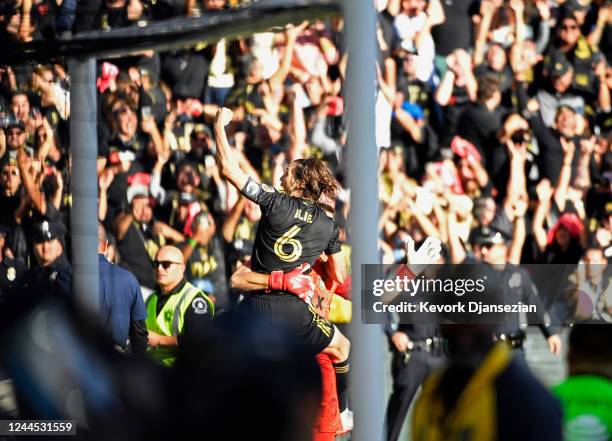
[412,343,512,441]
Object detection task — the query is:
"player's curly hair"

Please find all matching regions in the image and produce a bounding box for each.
[290,158,341,211]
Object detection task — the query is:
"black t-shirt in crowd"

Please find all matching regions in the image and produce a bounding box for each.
[431,0,479,56]
[439,84,470,146]
[456,103,503,161]
[240,179,341,274]
[184,235,228,308]
[396,76,433,117]
[117,222,158,289]
[162,50,209,100]
[0,190,22,228]
[474,64,514,108]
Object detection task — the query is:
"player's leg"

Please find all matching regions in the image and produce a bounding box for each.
[321,325,350,363]
[321,324,350,427]
[302,305,351,428]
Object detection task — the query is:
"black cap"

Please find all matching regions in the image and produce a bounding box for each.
[562,0,587,15]
[548,53,572,77]
[470,226,511,246]
[33,220,62,243]
[557,2,581,23]
[191,124,213,139]
[0,225,9,237]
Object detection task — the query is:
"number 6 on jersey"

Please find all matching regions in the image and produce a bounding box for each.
[274,225,303,262]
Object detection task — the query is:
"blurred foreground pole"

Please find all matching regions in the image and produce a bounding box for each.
[344,1,385,441]
[69,57,99,315]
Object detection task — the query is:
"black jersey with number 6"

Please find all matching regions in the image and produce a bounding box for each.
[241,178,341,274]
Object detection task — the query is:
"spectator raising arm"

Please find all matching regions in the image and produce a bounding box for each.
[473,0,496,66]
[553,137,575,213]
[35,118,55,162]
[532,179,553,252]
[50,169,63,211]
[447,209,467,264]
[288,85,308,161]
[510,0,526,45]
[534,0,551,54]
[98,169,114,222]
[503,137,528,219]
[507,198,527,265]
[595,57,611,113]
[434,65,456,106]
[268,23,302,94]
[18,0,33,42]
[588,5,611,51]
[17,147,46,215]
[574,137,595,190]
[466,155,490,189]
[141,114,164,159]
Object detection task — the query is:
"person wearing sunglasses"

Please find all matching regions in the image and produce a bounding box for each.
[546,6,601,100]
[145,245,214,367]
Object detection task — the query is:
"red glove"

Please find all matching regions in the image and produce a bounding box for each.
[269,263,315,303]
[334,276,352,300]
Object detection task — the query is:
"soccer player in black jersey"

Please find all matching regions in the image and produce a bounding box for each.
[214,107,351,422]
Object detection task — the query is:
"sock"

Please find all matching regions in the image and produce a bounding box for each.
[333,359,350,412]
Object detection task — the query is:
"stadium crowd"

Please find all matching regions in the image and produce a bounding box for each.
[0,0,609,316]
[0,0,611,438]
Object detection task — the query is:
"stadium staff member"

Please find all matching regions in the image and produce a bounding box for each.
[97,223,148,355]
[146,245,214,366]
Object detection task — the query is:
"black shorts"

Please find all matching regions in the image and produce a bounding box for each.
[239,292,335,356]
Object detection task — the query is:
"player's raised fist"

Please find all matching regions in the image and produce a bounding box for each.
[214,107,233,127]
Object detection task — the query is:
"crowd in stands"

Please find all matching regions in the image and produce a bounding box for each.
[0,0,610,320]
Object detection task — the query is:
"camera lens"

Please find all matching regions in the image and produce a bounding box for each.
[511,129,529,145]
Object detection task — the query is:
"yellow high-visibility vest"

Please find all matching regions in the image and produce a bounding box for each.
[146,282,214,366]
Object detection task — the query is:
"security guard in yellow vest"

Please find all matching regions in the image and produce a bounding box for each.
[146,245,214,366]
